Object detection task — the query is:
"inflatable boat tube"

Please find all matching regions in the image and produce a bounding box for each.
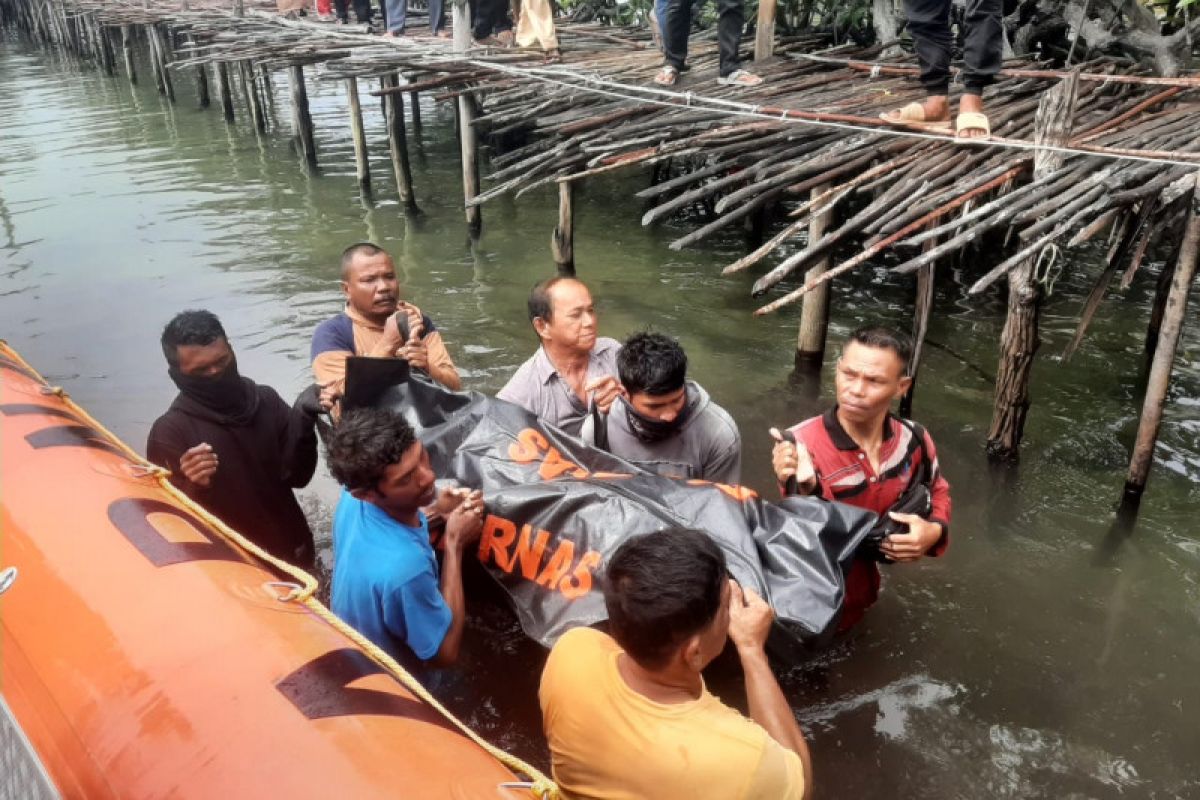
[0,343,540,799]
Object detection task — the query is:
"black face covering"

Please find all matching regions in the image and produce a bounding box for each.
[624,393,692,443]
[168,356,257,424]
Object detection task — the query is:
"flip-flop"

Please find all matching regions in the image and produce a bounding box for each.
[654,65,679,86]
[880,102,952,131]
[955,111,991,140]
[717,69,763,87]
[542,48,562,64]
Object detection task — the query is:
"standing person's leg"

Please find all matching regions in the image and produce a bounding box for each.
[714,0,761,84]
[515,0,560,56]
[333,0,350,21]
[958,0,1002,138]
[429,0,446,34]
[657,0,690,83]
[883,0,952,124]
[350,0,371,23]
[383,0,406,33]
[472,0,496,40]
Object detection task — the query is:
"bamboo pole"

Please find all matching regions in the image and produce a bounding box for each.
[288,64,318,170]
[346,76,372,201]
[382,74,417,213]
[986,70,1080,461]
[1122,174,1200,510]
[216,61,235,122]
[120,24,136,85]
[553,181,575,275]
[795,183,832,368]
[453,0,481,238]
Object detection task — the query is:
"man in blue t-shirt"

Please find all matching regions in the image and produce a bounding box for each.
[325,407,484,665]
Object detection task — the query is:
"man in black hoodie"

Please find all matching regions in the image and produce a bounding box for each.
[147,310,328,569]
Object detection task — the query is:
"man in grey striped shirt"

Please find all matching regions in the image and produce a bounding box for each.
[498,277,623,438]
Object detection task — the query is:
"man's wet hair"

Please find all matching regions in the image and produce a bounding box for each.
[846,325,913,370]
[603,527,727,670]
[617,331,688,397]
[161,309,227,368]
[527,276,582,324]
[325,408,417,492]
[340,242,389,281]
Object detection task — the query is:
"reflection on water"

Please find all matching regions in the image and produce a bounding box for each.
[3,29,1200,798]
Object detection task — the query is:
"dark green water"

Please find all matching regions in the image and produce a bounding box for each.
[2,29,1198,798]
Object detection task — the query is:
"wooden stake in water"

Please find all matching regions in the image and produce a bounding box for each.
[383,74,418,214]
[242,60,266,134]
[796,183,833,369]
[553,181,575,275]
[987,70,1080,461]
[216,61,235,122]
[288,64,317,170]
[1123,173,1200,510]
[453,1,481,237]
[346,76,372,201]
[120,24,136,85]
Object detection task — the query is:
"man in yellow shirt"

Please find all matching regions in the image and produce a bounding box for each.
[540,528,813,800]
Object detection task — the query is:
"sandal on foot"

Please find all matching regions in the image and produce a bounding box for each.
[717,69,763,87]
[955,111,991,140]
[654,64,680,86]
[543,47,562,64]
[880,102,951,130]
[494,29,515,46]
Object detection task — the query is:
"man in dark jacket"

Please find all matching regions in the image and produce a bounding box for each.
[147,310,328,569]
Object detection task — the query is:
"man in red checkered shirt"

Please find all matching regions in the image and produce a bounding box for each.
[772,326,951,631]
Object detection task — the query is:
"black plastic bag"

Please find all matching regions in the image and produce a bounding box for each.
[371,375,878,651]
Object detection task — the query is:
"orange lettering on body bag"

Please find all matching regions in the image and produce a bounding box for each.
[478,514,603,600]
[479,515,518,569]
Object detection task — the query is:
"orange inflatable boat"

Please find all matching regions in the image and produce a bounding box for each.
[0,342,552,799]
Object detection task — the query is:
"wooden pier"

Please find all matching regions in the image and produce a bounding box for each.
[1,0,1198,509]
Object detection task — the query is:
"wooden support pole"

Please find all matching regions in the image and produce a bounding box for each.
[754,0,776,62]
[1145,236,1181,355]
[552,181,575,275]
[1122,174,1200,509]
[382,74,418,213]
[97,23,115,75]
[146,24,166,95]
[216,61,235,122]
[453,1,482,237]
[242,60,266,134]
[288,64,317,170]
[986,71,1080,460]
[900,234,937,419]
[196,62,210,108]
[120,25,136,85]
[259,65,276,116]
[153,25,175,103]
[795,183,833,369]
[346,76,372,201]
[409,89,422,136]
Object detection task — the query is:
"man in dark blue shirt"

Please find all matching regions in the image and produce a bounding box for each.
[326,408,484,665]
